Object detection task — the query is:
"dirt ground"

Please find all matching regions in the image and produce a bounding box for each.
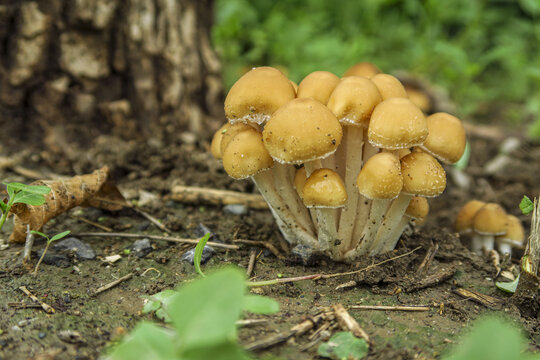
[0,124,539,360]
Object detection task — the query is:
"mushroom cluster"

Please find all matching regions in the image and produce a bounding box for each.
[455,200,525,256]
[212,64,466,262]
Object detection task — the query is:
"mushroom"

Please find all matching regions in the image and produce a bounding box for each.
[343,62,381,78]
[455,200,486,234]
[297,71,341,105]
[471,203,507,254]
[210,123,230,160]
[419,113,467,164]
[370,73,408,100]
[495,214,524,256]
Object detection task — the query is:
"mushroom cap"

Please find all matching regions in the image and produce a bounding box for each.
[294,166,307,199]
[357,152,403,200]
[400,152,446,197]
[303,168,347,208]
[290,80,299,94]
[455,200,486,233]
[405,196,429,219]
[404,85,432,113]
[420,113,467,164]
[371,74,408,100]
[473,203,508,236]
[262,98,343,164]
[326,76,382,127]
[343,62,381,78]
[496,214,525,245]
[210,123,230,160]
[222,128,274,179]
[220,122,254,156]
[398,148,412,159]
[368,98,428,150]
[297,71,341,105]
[224,67,296,125]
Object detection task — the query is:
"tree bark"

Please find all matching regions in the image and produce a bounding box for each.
[0,0,223,146]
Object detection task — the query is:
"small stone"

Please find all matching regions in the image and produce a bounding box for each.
[195,223,222,243]
[12,325,21,332]
[57,330,84,344]
[103,255,122,263]
[181,245,215,265]
[223,204,248,216]
[54,238,95,260]
[291,244,316,265]
[138,190,161,208]
[136,220,150,231]
[35,250,70,268]
[38,332,46,339]
[128,239,153,258]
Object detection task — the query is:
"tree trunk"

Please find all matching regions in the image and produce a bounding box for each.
[0,0,223,147]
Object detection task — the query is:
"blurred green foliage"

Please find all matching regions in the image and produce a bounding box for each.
[212,0,540,136]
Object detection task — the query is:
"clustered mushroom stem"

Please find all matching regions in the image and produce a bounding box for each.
[370,193,413,254]
[380,216,411,253]
[252,171,318,248]
[314,207,339,253]
[337,126,364,252]
[471,234,495,254]
[347,199,391,259]
[273,163,315,235]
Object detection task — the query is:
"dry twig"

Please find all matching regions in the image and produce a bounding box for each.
[333,304,371,344]
[93,273,134,296]
[349,305,430,311]
[170,185,268,209]
[19,286,55,314]
[453,287,504,309]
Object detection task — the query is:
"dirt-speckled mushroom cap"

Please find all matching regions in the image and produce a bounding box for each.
[371,74,408,100]
[297,71,340,105]
[420,112,467,164]
[496,214,525,245]
[302,168,347,208]
[262,98,342,164]
[455,200,486,233]
[294,167,307,199]
[405,196,429,219]
[343,62,381,78]
[357,152,403,200]
[326,76,382,127]
[210,123,230,160]
[400,152,446,197]
[222,128,274,179]
[473,203,508,236]
[224,67,296,125]
[368,98,428,150]
[219,122,254,156]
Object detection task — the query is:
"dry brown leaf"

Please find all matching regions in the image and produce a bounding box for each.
[9,166,125,243]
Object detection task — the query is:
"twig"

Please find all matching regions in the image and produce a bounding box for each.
[131,206,172,233]
[93,273,134,296]
[403,267,456,292]
[19,286,55,314]
[169,185,268,210]
[22,225,34,265]
[349,305,430,311]
[333,304,371,345]
[8,302,42,309]
[74,232,239,250]
[236,319,268,327]
[335,280,358,290]
[72,215,113,232]
[233,239,284,259]
[248,274,322,287]
[416,241,439,275]
[453,287,504,309]
[246,249,257,277]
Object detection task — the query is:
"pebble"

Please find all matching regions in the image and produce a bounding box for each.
[128,239,153,258]
[54,238,96,260]
[136,220,151,231]
[34,250,70,268]
[223,204,248,216]
[138,190,160,208]
[38,332,46,339]
[291,244,316,265]
[181,245,215,265]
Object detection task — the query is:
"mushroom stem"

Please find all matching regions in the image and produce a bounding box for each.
[471,234,494,254]
[369,194,413,255]
[304,159,323,177]
[380,216,410,253]
[349,196,372,251]
[252,171,318,248]
[337,126,364,252]
[497,241,513,256]
[314,207,340,258]
[273,163,315,235]
[347,199,391,259]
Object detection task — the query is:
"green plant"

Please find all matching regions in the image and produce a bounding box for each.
[31,230,71,276]
[108,267,279,360]
[0,182,50,232]
[318,331,368,360]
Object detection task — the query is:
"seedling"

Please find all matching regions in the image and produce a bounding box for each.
[31,230,71,276]
[194,232,211,277]
[0,182,50,232]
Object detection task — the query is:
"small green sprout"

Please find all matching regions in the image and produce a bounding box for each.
[194,233,211,277]
[31,230,71,276]
[0,182,51,232]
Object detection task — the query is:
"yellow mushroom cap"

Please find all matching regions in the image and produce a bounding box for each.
[294,167,307,199]
[455,200,486,233]
[343,62,381,78]
[297,71,340,105]
[371,74,408,100]
[496,214,525,245]
[368,98,428,150]
[473,203,508,236]
[210,123,230,160]
[404,85,432,113]
[224,67,296,125]
[398,148,412,159]
[222,128,274,179]
[357,152,403,200]
[419,112,467,164]
[405,196,429,219]
[263,98,342,164]
[400,152,446,197]
[327,76,382,127]
[302,168,347,208]
[220,122,254,156]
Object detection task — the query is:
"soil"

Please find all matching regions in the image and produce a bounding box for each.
[0,126,539,360]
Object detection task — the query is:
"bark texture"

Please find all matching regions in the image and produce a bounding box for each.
[0,0,223,145]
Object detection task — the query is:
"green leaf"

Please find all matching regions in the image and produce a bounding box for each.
[194,232,211,277]
[242,295,280,314]
[50,230,71,242]
[0,201,7,213]
[108,322,177,360]
[142,289,177,322]
[5,183,50,195]
[168,267,245,350]
[183,341,253,360]
[30,230,48,239]
[495,274,520,294]
[12,191,47,206]
[519,196,534,215]
[317,332,368,360]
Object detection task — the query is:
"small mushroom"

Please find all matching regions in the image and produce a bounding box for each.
[495,214,524,256]
[343,62,381,78]
[471,203,507,254]
[455,200,486,234]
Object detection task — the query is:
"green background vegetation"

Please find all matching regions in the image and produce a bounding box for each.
[212,0,540,137]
